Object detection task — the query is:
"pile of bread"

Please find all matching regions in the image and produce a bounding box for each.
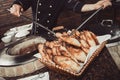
[38,30,99,73]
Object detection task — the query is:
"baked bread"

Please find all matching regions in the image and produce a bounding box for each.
[53,56,81,73]
[67,46,87,62]
[38,30,100,73]
[56,32,81,47]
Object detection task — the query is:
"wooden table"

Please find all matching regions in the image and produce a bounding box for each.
[3,47,120,80]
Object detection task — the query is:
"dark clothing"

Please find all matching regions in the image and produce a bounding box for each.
[13,0,85,40]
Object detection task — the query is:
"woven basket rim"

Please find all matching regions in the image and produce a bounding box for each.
[39,41,107,76]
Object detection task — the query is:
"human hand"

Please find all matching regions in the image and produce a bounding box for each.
[9,4,23,17]
[94,0,112,9]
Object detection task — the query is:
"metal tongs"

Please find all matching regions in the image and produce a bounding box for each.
[0,7,103,51]
[7,9,56,36]
[0,9,56,51]
[70,7,103,36]
[20,15,56,36]
[7,7,102,37]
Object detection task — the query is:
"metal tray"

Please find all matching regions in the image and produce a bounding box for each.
[0,36,46,67]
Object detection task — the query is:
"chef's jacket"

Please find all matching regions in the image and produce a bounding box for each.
[13,0,85,40]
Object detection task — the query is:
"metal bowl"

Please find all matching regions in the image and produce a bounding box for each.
[6,36,46,58]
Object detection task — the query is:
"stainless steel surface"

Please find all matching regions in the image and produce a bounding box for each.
[106,40,120,47]
[0,37,26,51]
[110,34,120,40]
[0,48,37,67]
[116,0,120,2]
[7,36,45,56]
[100,19,120,40]
[0,77,5,80]
[106,36,120,47]
[0,36,46,66]
[101,19,113,27]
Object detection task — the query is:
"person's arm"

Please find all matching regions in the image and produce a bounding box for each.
[81,0,112,12]
[10,0,31,17]
[13,0,31,11]
[65,0,112,13]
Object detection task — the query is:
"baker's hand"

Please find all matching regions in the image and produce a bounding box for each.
[94,0,112,10]
[10,4,23,17]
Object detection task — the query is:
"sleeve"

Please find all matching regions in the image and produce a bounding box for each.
[13,0,31,11]
[65,0,85,13]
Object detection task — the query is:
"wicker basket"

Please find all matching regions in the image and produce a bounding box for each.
[39,41,107,76]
